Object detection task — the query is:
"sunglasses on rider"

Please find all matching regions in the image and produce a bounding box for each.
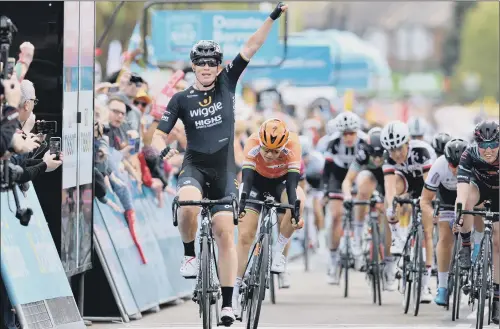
[478,140,499,149]
[193,58,219,67]
[134,100,148,107]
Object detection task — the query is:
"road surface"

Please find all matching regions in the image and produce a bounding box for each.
[91,250,495,329]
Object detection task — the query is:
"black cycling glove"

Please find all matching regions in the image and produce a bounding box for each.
[269,2,285,20]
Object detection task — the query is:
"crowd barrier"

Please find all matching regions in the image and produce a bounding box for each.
[0,185,85,329]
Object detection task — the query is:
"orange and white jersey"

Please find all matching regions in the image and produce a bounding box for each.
[242,132,302,179]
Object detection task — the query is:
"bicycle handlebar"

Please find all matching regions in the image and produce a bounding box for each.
[392,196,419,210]
[171,193,239,227]
[431,199,455,217]
[244,197,295,211]
[455,201,499,226]
[343,195,382,209]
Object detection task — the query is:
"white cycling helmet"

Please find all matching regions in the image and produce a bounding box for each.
[381,120,410,150]
[407,116,427,137]
[326,119,336,135]
[299,135,313,157]
[335,111,360,133]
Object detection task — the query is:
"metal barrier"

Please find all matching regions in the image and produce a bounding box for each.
[1,186,85,329]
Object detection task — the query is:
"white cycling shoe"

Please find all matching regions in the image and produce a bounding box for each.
[390,236,405,256]
[279,271,291,288]
[220,307,236,326]
[383,263,398,292]
[180,256,198,279]
[327,265,340,285]
[232,292,241,319]
[420,286,433,304]
[271,252,286,274]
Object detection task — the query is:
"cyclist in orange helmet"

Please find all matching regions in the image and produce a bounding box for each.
[232,118,305,317]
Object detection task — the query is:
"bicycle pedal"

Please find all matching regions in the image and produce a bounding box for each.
[183,275,197,280]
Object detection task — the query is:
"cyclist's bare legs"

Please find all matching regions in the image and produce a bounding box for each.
[473,214,485,260]
[327,197,343,283]
[178,186,202,245]
[212,212,238,288]
[271,187,306,273]
[354,172,376,242]
[421,200,434,287]
[437,221,453,288]
[235,210,260,279]
[458,182,479,269]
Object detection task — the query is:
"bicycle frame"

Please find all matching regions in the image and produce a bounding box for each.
[171,194,238,328]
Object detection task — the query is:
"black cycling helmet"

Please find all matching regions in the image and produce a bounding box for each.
[367,127,384,157]
[474,120,499,142]
[444,138,468,167]
[190,40,223,63]
[431,132,452,156]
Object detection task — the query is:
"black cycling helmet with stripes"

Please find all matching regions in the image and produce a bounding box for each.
[444,138,468,167]
[190,40,223,64]
[474,120,499,142]
[367,127,384,157]
[431,132,452,156]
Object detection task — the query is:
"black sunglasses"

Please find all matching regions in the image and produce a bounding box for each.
[134,100,148,107]
[193,58,219,67]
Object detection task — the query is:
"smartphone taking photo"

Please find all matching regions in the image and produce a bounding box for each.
[49,137,61,160]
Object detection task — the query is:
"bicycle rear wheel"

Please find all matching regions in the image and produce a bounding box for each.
[451,235,460,321]
[303,207,310,272]
[370,221,382,306]
[201,237,212,329]
[475,234,490,329]
[269,273,276,304]
[412,228,423,316]
[246,234,270,329]
[343,235,350,298]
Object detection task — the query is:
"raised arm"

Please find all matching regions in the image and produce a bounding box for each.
[240,2,287,60]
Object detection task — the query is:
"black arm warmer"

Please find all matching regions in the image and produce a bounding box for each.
[322,161,335,190]
[285,171,300,205]
[241,168,256,196]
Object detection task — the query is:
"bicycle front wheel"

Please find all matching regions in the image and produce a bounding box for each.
[475,234,490,329]
[269,273,276,304]
[451,234,461,321]
[201,237,212,329]
[370,221,382,306]
[412,228,424,316]
[303,208,310,272]
[246,234,270,329]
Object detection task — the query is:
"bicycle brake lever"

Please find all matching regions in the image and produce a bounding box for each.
[172,196,179,227]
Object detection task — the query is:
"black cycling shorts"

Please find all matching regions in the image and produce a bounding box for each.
[436,185,457,206]
[471,177,499,222]
[306,176,322,190]
[395,170,424,199]
[245,173,287,215]
[177,164,238,215]
[326,163,348,200]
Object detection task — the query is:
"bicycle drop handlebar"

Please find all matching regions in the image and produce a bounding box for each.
[243,195,296,212]
[431,199,455,217]
[171,193,239,227]
[455,200,499,227]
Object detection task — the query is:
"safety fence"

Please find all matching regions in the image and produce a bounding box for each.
[1,186,85,329]
[1,178,304,326]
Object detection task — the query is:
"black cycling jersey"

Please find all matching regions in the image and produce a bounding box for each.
[157,53,249,170]
[383,139,436,198]
[457,144,499,189]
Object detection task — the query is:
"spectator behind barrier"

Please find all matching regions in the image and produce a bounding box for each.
[7,79,62,186]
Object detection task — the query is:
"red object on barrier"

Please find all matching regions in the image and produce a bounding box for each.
[125,209,148,264]
[151,70,185,120]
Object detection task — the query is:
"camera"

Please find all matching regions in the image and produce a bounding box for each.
[0,161,33,226]
[34,120,58,135]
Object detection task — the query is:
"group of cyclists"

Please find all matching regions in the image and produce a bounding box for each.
[150,2,499,327]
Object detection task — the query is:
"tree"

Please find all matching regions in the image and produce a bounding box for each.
[453,2,499,99]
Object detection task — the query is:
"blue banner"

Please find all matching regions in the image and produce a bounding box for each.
[1,189,76,305]
[1,187,85,329]
[242,45,333,86]
[151,10,280,64]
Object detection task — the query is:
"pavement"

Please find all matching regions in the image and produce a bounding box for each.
[90,250,496,329]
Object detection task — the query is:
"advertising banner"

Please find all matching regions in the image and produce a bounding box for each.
[1,188,85,329]
[241,45,333,86]
[151,10,281,65]
[61,2,95,276]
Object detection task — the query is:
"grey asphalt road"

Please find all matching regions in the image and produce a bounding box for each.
[90,250,495,329]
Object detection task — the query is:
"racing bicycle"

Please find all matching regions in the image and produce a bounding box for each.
[171,194,238,329]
